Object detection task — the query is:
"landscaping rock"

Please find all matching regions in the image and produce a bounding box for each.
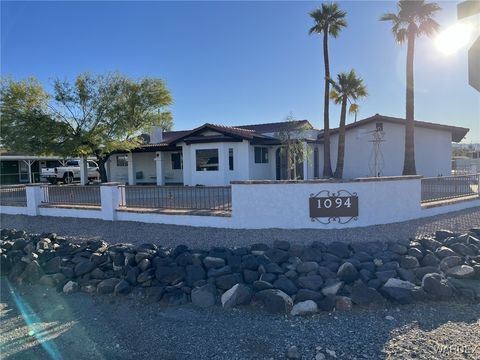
[439,256,463,271]
[445,265,475,279]
[203,256,225,269]
[321,280,343,297]
[422,273,452,300]
[216,273,243,290]
[337,262,358,283]
[297,275,324,291]
[447,278,480,299]
[264,248,289,264]
[435,246,457,259]
[63,280,79,294]
[290,300,318,316]
[381,278,416,304]
[191,283,217,308]
[97,278,121,294]
[335,296,353,311]
[295,289,323,303]
[185,265,206,286]
[255,289,293,314]
[74,261,96,276]
[296,261,319,273]
[273,277,298,295]
[286,346,301,359]
[400,255,420,269]
[221,283,252,308]
[114,279,132,295]
[351,281,385,306]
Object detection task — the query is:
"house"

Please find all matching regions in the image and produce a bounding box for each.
[106,114,469,185]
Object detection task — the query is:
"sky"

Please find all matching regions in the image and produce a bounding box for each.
[1,0,479,142]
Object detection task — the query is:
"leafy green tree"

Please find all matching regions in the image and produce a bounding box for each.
[381,0,441,175]
[309,2,347,178]
[1,73,173,182]
[329,70,368,179]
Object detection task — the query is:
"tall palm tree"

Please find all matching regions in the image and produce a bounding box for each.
[309,3,347,178]
[380,0,441,175]
[329,70,368,179]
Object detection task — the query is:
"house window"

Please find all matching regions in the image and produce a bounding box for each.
[254,147,269,164]
[116,155,128,167]
[196,149,219,171]
[171,153,182,170]
[229,148,234,171]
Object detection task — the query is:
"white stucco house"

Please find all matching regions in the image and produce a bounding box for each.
[106,114,469,186]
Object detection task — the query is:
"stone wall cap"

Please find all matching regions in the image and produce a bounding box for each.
[230,175,422,185]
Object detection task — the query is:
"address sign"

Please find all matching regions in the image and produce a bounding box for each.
[309,190,359,224]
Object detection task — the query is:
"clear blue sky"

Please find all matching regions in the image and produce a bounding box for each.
[2,1,479,142]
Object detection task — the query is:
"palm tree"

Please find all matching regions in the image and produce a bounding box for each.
[309,3,347,178]
[380,0,441,175]
[329,70,368,179]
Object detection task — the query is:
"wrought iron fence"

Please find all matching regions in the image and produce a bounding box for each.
[120,185,232,211]
[0,185,27,207]
[42,185,101,206]
[421,174,480,203]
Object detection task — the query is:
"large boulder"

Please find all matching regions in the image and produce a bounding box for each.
[350,281,385,306]
[447,278,480,299]
[422,273,452,300]
[321,280,343,297]
[74,261,96,276]
[221,284,252,309]
[445,265,475,279]
[381,278,416,304]
[63,280,79,294]
[297,275,324,291]
[191,283,217,308]
[255,289,293,314]
[216,273,243,290]
[114,280,132,295]
[265,248,289,264]
[155,266,186,284]
[185,265,206,286]
[273,277,298,295]
[337,262,359,283]
[296,261,319,274]
[97,278,121,294]
[203,256,225,269]
[295,289,324,303]
[435,247,457,259]
[439,256,463,271]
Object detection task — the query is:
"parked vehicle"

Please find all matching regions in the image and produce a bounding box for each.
[41,160,100,184]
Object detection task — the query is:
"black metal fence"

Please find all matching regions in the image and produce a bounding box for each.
[120,185,232,211]
[421,174,480,203]
[42,185,101,206]
[0,186,27,207]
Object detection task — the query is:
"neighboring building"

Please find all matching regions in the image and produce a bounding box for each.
[0,151,64,185]
[107,114,469,185]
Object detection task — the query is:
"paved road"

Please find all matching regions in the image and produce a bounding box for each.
[1,207,479,249]
[1,281,479,360]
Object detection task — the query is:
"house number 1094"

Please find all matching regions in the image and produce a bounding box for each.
[317,197,352,209]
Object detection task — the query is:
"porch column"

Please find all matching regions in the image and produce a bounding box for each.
[79,157,88,185]
[127,153,136,185]
[303,142,308,180]
[155,152,164,186]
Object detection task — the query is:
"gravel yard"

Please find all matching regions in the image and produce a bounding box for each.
[1,207,479,249]
[1,281,479,360]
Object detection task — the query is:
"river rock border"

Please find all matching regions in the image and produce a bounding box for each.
[1,227,480,315]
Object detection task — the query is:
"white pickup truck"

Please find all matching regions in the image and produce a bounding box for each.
[41,160,100,184]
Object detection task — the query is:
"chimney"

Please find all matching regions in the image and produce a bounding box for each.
[150,126,164,144]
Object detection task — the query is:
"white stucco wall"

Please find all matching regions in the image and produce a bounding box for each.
[248,145,276,180]
[108,154,129,183]
[2,179,478,229]
[328,122,453,179]
[231,178,422,229]
[181,141,251,186]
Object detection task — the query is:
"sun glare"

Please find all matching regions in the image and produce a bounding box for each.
[435,23,473,55]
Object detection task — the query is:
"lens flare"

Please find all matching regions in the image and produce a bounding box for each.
[435,23,473,55]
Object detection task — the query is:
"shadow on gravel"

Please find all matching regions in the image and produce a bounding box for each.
[1,281,479,360]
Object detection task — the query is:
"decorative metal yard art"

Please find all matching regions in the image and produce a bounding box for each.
[368,123,385,177]
[309,189,359,224]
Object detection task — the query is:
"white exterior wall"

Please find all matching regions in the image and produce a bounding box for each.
[328,122,453,179]
[248,145,276,180]
[181,141,251,186]
[107,154,129,183]
[2,179,478,229]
